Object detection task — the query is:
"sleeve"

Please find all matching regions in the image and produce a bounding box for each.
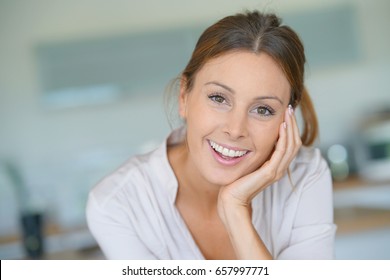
[277,154,337,260]
[86,192,157,260]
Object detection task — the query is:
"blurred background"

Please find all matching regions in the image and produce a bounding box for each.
[0,0,389,260]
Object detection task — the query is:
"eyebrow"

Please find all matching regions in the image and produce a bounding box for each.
[204,81,284,105]
[205,81,235,93]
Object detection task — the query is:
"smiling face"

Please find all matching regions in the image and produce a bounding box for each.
[179,51,291,186]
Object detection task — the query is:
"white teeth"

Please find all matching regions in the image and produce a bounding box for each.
[209,140,248,158]
[222,148,229,156]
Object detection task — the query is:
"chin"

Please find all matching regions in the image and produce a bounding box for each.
[209,177,236,187]
[204,170,246,187]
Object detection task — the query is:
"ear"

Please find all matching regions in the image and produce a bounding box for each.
[178,77,189,119]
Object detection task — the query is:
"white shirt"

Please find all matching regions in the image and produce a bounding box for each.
[86,128,336,259]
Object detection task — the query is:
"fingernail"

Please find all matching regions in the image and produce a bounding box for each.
[288,104,294,115]
[283,122,287,129]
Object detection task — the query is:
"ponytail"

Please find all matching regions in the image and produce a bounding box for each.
[299,87,318,146]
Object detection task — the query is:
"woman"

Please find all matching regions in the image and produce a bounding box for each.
[86,11,336,260]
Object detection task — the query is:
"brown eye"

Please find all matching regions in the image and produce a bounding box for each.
[257,107,268,115]
[215,96,225,103]
[254,106,275,116]
[209,95,226,104]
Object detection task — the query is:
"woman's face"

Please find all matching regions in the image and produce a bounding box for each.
[179,51,291,186]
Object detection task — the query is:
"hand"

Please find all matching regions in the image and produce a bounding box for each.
[218,105,302,222]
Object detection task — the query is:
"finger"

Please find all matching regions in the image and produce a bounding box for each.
[271,120,288,164]
[289,105,302,149]
[275,106,296,175]
[234,120,287,188]
[225,121,290,201]
[259,120,288,180]
[226,122,287,200]
[288,105,303,148]
[285,105,295,154]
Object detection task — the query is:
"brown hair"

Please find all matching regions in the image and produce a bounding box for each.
[180,11,318,146]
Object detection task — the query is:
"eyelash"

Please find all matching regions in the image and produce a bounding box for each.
[208,93,228,104]
[208,93,276,117]
[253,105,275,117]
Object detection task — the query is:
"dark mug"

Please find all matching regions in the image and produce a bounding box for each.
[20,212,44,259]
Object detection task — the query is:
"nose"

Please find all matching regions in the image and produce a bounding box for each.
[222,109,248,140]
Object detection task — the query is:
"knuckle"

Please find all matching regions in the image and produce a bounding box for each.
[274,169,284,181]
[295,141,302,154]
[296,138,302,147]
[286,145,294,155]
[263,169,277,181]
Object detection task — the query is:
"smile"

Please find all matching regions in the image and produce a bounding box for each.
[209,140,249,158]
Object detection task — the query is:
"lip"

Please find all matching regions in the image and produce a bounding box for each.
[207,140,250,166]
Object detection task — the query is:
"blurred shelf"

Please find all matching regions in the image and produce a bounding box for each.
[0,223,85,245]
[335,207,390,235]
[333,175,390,236]
[333,175,390,190]
[41,246,104,260]
[0,225,99,260]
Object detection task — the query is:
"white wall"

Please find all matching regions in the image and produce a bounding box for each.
[0,0,389,236]
[307,0,390,145]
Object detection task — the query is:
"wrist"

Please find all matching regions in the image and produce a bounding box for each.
[219,195,251,226]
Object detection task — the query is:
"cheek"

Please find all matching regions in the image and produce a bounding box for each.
[184,102,216,149]
[253,122,281,157]
[186,98,218,131]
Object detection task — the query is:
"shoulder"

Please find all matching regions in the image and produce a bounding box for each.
[293,146,325,167]
[288,146,332,193]
[89,142,174,209]
[292,146,329,177]
[254,146,331,206]
[270,146,331,197]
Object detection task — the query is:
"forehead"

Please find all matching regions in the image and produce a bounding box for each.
[195,51,291,99]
